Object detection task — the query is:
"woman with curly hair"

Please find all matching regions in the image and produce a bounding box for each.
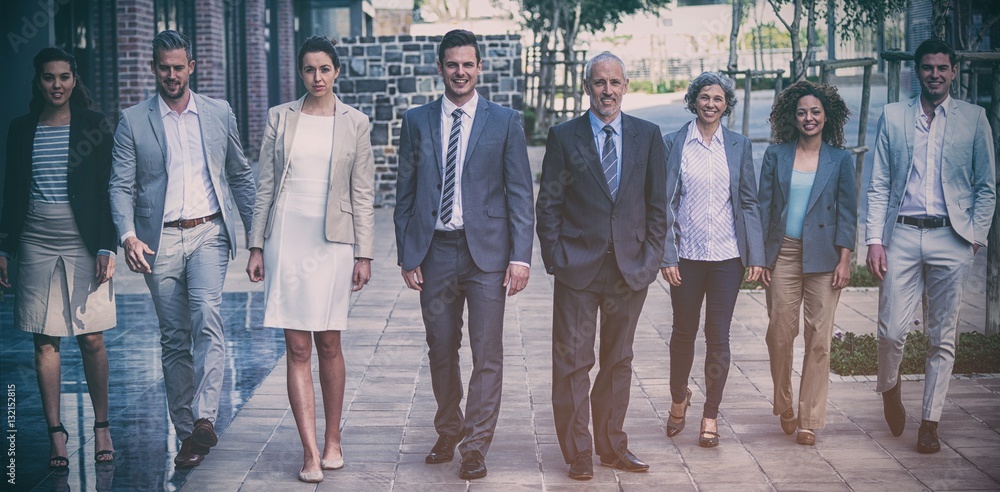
[661,71,765,448]
[757,80,857,445]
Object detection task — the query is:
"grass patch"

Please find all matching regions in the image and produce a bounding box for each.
[830,330,1000,376]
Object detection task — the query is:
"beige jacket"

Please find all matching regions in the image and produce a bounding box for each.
[250,95,375,259]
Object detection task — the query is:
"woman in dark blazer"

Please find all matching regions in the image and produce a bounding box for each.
[0,48,117,470]
[661,71,765,448]
[757,81,856,446]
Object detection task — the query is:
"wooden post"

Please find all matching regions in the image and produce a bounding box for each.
[887,59,900,103]
[854,63,873,269]
[772,70,784,143]
[987,60,1000,336]
[742,70,751,136]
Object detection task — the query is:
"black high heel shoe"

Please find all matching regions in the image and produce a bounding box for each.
[667,388,692,438]
[48,424,70,471]
[93,421,116,463]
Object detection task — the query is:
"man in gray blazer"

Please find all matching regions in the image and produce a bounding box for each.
[393,29,534,480]
[866,38,995,454]
[109,30,256,468]
[536,51,667,480]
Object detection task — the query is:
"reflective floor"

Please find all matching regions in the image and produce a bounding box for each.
[0,292,286,492]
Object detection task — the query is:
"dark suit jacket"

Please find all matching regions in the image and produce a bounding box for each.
[661,121,764,268]
[758,141,857,273]
[536,112,668,291]
[0,106,117,257]
[394,96,534,272]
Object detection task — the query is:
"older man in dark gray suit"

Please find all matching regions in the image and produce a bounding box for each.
[393,29,534,480]
[536,51,668,480]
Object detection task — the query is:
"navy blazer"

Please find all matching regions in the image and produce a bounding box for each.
[394,96,535,273]
[661,121,764,268]
[757,141,857,273]
[1,106,117,257]
[536,112,668,291]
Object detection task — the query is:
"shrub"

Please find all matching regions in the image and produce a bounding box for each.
[830,330,1000,376]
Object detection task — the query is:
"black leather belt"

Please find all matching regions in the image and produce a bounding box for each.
[164,212,222,229]
[897,216,950,229]
[433,229,465,239]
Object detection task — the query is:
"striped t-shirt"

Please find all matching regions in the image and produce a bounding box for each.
[30,125,71,203]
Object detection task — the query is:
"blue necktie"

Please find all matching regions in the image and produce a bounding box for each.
[602,125,619,199]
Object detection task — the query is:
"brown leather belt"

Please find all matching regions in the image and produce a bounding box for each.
[164,212,222,229]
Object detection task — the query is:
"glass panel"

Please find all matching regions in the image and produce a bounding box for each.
[310,7,351,39]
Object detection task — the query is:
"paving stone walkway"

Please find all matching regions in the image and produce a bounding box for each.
[180,208,1000,492]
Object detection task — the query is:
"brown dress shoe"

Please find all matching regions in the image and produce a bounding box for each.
[191,418,219,450]
[174,439,205,469]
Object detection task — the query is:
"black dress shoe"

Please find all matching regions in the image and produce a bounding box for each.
[173,438,205,469]
[600,449,649,472]
[459,450,487,480]
[568,452,593,480]
[917,420,941,454]
[882,377,906,437]
[425,431,464,464]
[191,418,218,451]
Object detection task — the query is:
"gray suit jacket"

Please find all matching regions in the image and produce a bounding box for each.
[758,141,857,273]
[866,96,996,247]
[250,95,375,259]
[393,96,534,273]
[661,121,764,268]
[536,112,668,291]
[109,93,256,261]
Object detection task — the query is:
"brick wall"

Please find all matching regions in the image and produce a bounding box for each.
[244,0,268,161]
[334,34,523,207]
[277,0,298,104]
[115,0,155,110]
[194,0,225,100]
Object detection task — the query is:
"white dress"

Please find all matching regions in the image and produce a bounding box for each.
[262,113,354,331]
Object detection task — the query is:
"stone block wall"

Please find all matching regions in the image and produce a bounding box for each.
[333,34,524,207]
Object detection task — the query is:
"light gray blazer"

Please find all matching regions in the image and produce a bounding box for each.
[661,121,765,268]
[249,95,375,259]
[866,96,995,247]
[758,141,857,273]
[109,93,256,261]
[393,96,534,273]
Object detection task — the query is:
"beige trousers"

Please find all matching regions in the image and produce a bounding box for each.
[765,237,841,430]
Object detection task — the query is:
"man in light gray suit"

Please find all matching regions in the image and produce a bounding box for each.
[109,30,256,468]
[866,38,995,454]
[393,29,534,480]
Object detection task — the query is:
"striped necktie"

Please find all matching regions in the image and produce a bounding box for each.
[602,125,619,199]
[440,108,464,225]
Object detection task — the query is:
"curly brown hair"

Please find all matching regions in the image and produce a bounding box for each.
[768,80,851,147]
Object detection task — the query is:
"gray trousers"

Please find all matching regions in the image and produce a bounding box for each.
[145,218,230,441]
[419,233,506,458]
[876,223,973,421]
[551,253,648,463]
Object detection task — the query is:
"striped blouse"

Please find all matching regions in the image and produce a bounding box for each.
[30,125,71,203]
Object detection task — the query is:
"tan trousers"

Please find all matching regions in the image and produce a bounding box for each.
[765,237,841,430]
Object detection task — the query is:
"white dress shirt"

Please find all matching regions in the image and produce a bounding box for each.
[159,93,221,222]
[677,122,740,262]
[436,93,478,231]
[898,96,949,219]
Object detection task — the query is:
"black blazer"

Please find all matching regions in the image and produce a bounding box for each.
[0,105,117,257]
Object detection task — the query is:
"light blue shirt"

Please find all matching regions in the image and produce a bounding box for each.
[589,110,622,185]
[785,169,816,239]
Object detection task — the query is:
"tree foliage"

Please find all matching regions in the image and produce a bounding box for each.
[838,0,907,42]
[520,0,672,49]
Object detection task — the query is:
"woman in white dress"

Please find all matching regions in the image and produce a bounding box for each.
[246,36,375,483]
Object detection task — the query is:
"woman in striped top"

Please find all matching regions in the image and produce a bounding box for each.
[0,47,118,471]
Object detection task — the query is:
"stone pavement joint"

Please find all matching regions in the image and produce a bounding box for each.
[180,206,999,491]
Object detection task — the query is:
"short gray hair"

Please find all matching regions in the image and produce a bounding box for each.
[152,30,193,63]
[684,71,738,117]
[584,51,627,82]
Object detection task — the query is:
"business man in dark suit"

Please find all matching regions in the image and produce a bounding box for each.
[393,29,534,480]
[866,38,995,453]
[536,51,668,480]
[109,30,256,468]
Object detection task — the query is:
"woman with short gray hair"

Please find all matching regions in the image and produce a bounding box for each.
[660,71,765,448]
